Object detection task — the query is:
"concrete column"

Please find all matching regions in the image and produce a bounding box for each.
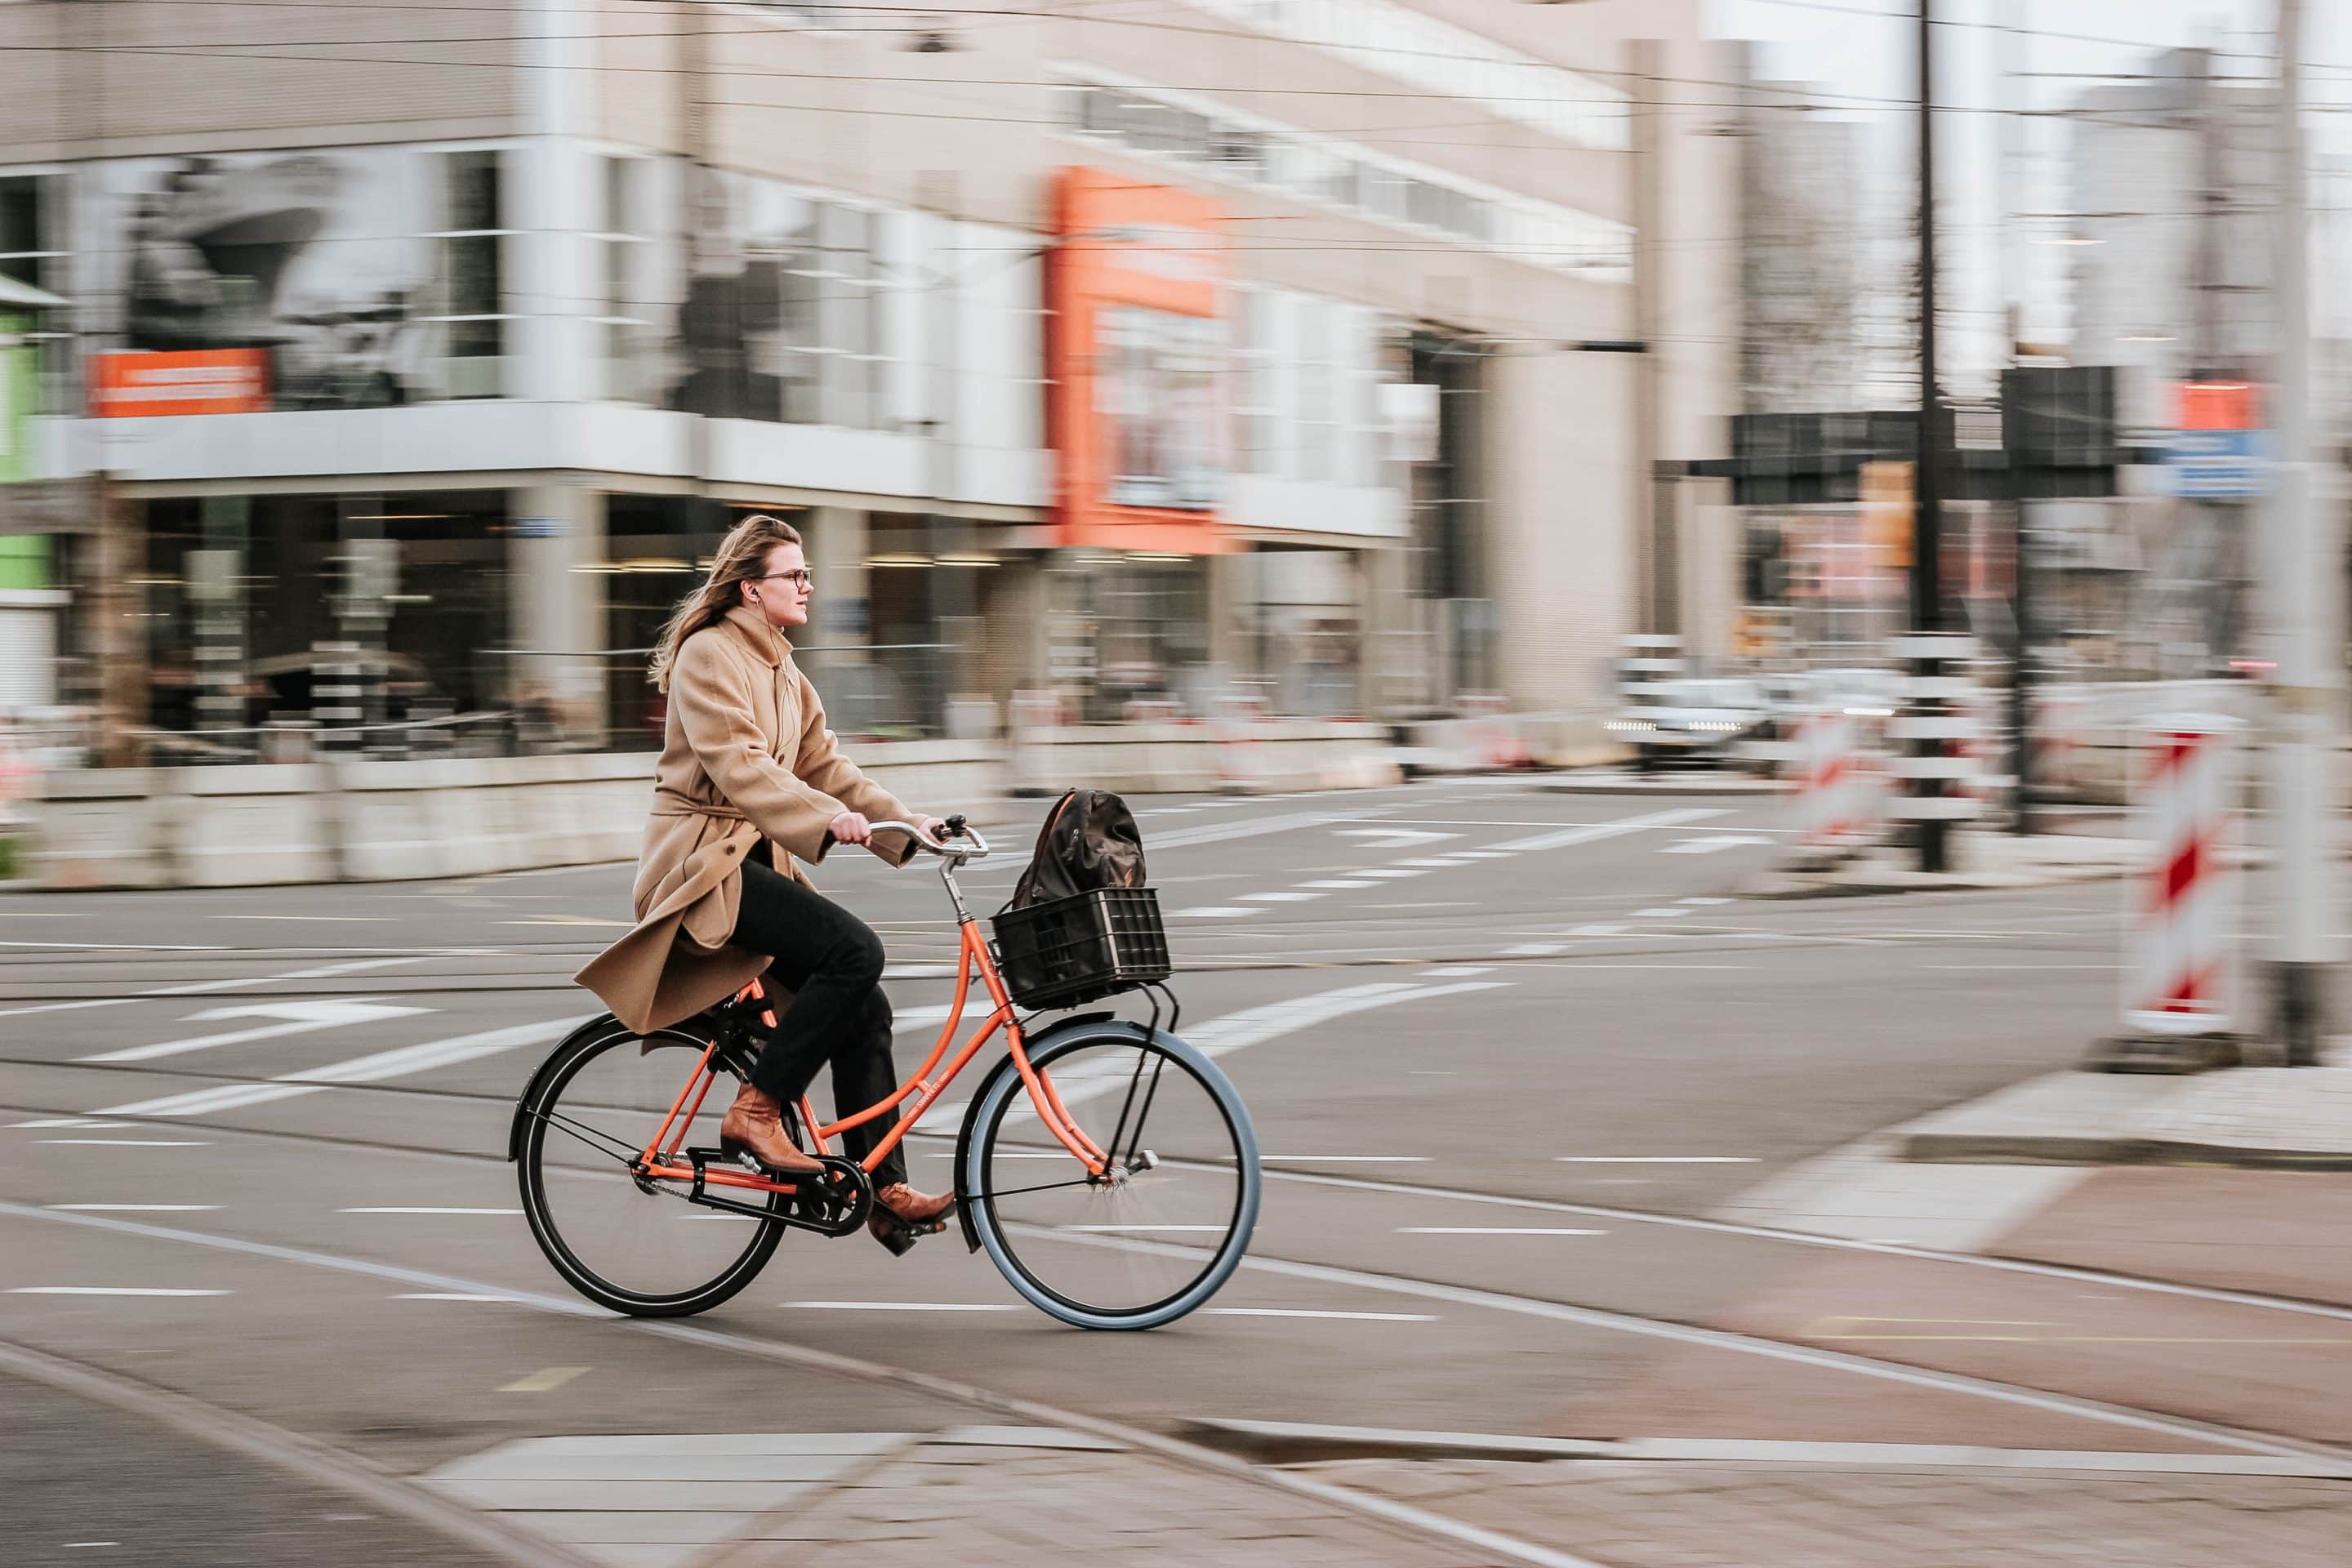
[804,505,870,649]
[1206,549,1254,710]
[1357,544,1408,719]
[509,482,608,744]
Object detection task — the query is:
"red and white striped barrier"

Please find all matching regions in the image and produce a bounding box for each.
[2123,715,2239,1036]
[1788,707,1881,853]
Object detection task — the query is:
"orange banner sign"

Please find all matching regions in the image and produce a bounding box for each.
[89,350,270,417]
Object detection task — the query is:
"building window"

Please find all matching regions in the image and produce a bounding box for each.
[1100,306,1221,510]
[1294,300,1336,484]
[0,172,71,392]
[1052,69,1599,277]
[593,156,656,403]
[1234,287,1277,478]
[426,149,512,399]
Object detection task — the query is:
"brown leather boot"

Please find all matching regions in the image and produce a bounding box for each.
[869,1183,955,1256]
[717,1082,823,1176]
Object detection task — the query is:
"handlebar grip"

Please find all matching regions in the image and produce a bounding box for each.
[944,813,969,838]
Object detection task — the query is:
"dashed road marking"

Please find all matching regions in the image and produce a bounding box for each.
[37,1139,212,1147]
[0,956,427,1021]
[1242,891,1325,903]
[340,1206,523,1216]
[498,1366,590,1393]
[1661,835,1774,856]
[1503,942,1568,957]
[1399,1227,1606,1236]
[1557,1156,1757,1165]
[8,1286,230,1297]
[1173,906,1254,919]
[1633,907,1693,920]
[46,1204,220,1213]
[79,999,433,1065]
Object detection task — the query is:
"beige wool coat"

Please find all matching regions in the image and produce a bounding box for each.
[575,605,917,1035]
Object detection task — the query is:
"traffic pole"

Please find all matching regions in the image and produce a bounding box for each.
[2265,0,2336,1064]
[1907,0,1950,871]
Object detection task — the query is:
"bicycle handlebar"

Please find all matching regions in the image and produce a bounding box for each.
[870,818,991,860]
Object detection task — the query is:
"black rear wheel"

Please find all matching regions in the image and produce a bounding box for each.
[515,1020,786,1317]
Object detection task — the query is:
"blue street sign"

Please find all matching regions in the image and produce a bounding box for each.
[2166,428,2266,497]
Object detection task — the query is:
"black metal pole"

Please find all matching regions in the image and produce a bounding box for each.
[1910,0,1949,871]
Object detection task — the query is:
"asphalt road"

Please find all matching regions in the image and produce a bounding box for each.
[1,776,2326,1564]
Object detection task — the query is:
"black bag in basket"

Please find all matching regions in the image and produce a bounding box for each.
[1007,789,1145,910]
[993,790,1167,1009]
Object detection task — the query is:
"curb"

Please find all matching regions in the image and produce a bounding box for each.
[1903,1131,2352,1171]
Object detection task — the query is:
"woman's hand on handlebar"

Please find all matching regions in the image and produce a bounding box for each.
[915,816,955,846]
[827,810,874,847]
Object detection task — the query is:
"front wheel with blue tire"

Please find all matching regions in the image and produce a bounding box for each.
[962,1025,1258,1330]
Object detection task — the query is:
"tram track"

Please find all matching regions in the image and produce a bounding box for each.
[6,1077,2350,1457]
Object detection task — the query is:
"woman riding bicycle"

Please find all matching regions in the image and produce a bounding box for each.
[576,514,957,1254]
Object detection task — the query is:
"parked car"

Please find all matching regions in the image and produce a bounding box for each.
[1609,678,1768,770]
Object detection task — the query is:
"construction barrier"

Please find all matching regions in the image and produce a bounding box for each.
[2121,715,2240,1038]
[1788,707,1881,854]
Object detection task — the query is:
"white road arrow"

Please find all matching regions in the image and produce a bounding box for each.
[1333,827,1460,849]
[79,999,434,1064]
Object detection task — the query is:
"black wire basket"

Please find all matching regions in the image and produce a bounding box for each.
[991,887,1171,1009]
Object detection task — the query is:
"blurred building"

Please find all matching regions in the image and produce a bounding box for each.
[0,0,1742,752]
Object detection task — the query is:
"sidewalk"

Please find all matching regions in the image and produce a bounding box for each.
[1898,1058,2352,1169]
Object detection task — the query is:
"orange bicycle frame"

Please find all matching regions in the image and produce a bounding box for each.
[634,910,1107,1200]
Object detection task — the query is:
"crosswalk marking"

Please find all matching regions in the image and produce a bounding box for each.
[95,1015,595,1118]
[78,999,433,1065]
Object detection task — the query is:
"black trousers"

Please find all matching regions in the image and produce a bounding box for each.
[728,851,907,1187]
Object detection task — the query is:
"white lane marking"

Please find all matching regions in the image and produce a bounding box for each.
[45,1204,220,1213]
[0,941,226,951]
[1059,1224,1234,1232]
[37,1138,212,1147]
[1264,1155,1430,1163]
[1173,906,1254,919]
[1491,807,1730,854]
[0,955,429,1020]
[1503,943,1568,957]
[79,999,433,1064]
[395,1292,524,1302]
[1557,1156,1757,1165]
[1298,880,1377,890]
[340,1207,523,1216]
[1566,924,1626,937]
[214,915,390,923]
[1417,966,1494,978]
[1661,835,1773,855]
[1396,858,1468,868]
[1355,868,1426,880]
[1679,897,1735,906]
[1205,1308,1437,1321]
[96,1015,595,1118]
[1153,804,1401,851]
[1333,828,1458,849]
[10,1120,136,1129]
[1399,1227,1606,1236]
[893,1002,956,1036]
[786,1301,1017,1312]
[1242,891,1324,903]
[1633,907,1693,920]
[8,1286,230,1297]
[1457,850,1516,859]
[883,964,960,980]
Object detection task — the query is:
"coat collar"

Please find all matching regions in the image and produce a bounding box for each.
[720,604,792,666]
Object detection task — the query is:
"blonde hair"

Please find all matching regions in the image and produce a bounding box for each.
[648,513,804,693]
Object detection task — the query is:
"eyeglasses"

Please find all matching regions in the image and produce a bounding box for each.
[751,568,814,590]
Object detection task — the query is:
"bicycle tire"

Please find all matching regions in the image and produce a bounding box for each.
[962,1023,1259,1330]
[515,1021,787,1318]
